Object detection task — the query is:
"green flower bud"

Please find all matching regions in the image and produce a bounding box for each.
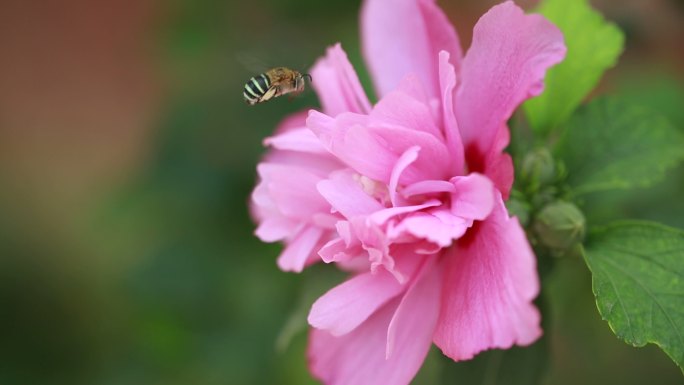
[533,201,586,251]
[521,148,556,187]
[505,197,531,227]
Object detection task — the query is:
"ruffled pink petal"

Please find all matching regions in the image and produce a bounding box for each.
[264,128,328,154]
[450,173,495,221]
[433,193,542,361]
[402,179,455,197]
[251,153,338,242]
[277,225,325,272]
[261,149,342,179]
[251,179,299,243]
[438,51,465,176]
[319,221,364,264]
[306,110,369,148]
[257,163,330,220]
[311,43,372,116]
[317,170,384,219]
[369,199,441,226]
[389,146,420,206]
[361,0,463,99]
[391,209,469,248]
[394,74,433,114]
[308,111,390,181]
[312,213,340,229]
[308,268,405,336]
[346,215,400,280]
[456,1,566,158]
[251,178,276,215]
[254,216,295,242]
[319,238,354,263]
[335,259,373,275]
[386,255,441,359]
[308,300,399,385]
[336,220,357,247]
[308,257,440,385]
[308,110,451,185]
[370,91,443,140]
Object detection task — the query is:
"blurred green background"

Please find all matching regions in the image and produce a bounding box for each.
[0,0,683,384]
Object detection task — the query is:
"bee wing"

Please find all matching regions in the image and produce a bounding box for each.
[235,52,270,73]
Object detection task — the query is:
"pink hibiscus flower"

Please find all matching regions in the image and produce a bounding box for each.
[251,0,566,384]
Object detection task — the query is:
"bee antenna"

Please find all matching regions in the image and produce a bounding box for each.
[304,74,312,83]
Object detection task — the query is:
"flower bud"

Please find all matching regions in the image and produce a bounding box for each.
[533,201,586,251]
[521,148,556,187]
[506,197,531,227]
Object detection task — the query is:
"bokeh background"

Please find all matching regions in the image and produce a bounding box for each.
[1,0,683,384]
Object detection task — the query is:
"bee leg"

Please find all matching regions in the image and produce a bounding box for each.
[259,86,278,103]
[288,89,303,101]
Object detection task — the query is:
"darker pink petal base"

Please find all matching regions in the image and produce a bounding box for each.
[433,194,542,360]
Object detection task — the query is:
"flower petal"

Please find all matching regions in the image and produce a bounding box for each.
[311,43,372,116]
[433,193,542,361]
[257,163,330,219]
[277,225,325,272]
[361,0,463,99]
[369,199,441,226]
[308,268,438,385]
[264,128,328,154]
[456,1,566,157]
[308,111,452,185]
[370,90,443,140]
[388,146,420,206]
[390,209,468,248]
[438,51,465,176]
[402,179,455,197]
[254,216,295,242]
[317,170,384,219]
[386,255,441,359]
[308,268,405,336]
[262,149,342,179]
[450,173,495,221]
[319,237,355,263]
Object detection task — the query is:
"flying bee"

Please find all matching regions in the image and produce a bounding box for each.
[243,67,311,105]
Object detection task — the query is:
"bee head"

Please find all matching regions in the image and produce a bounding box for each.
[295,73,312,91]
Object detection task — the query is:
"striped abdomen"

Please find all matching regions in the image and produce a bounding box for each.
[243,73,271,105]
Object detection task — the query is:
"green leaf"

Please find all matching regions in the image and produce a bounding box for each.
[524,0,624,134]
[554,98,684,194]
[616,75,684,131]
[583,221,684,372]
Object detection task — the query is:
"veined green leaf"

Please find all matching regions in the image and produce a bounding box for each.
[554,98,684,194]
[584,221,684,373]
